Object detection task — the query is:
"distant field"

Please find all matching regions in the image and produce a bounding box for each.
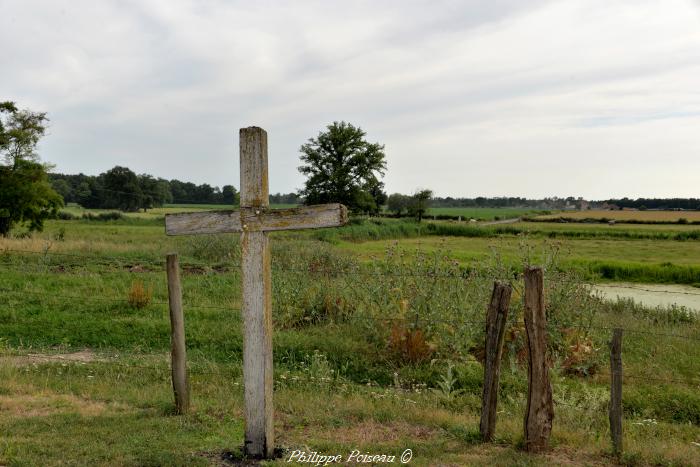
[338,235,700,267]
[60,203,298,219]
[511,221,700,232]
[424,207,543,220]
[537,209,700,222]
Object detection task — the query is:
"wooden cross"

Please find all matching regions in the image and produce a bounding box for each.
[164,127,348,458]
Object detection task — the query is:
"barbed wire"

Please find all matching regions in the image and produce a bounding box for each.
[4,248,700,294]
[3,283,699,344]
[596,372,700,387]
[3,352,240,376]
[0,285,489,329]
[1,249,699,342]
[0,247,231,270]
[0,248,483,280]
[584,325,700,342]
[1,285,698,342]
[7,351,699,391]
[0,286,237,312]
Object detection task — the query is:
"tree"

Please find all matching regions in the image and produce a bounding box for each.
[137,174,172,211]
[0,102,62,236]
[51,179,72,201]
[101,166,143,211]
[387,193,410,216]
[222,185,240,205]
[408,189,433,222]
[75,181,93,206]
[298,121,387,213]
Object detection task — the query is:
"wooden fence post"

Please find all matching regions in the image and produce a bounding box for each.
[609,328,623,457]
[523,266,553,453]
[166,253,189,414]
[480,281,512,441]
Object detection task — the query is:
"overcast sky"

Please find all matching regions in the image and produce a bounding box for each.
[2,0,700,199]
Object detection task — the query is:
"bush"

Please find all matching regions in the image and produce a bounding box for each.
[57,211,76,220]
[82,212,124,221]
[625,386,700,424]
[387,323,434,364]
[127,280,152,309]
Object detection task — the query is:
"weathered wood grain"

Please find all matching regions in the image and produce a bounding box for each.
[165,204,348,236]
[165,210,242,236]
[523,267,553,453]
[241,204,347,231]
[609,328,623,457]
[480,281,512,442]
[240,127,268,208]
[166,253,189,414]
[240,127,274,459]
[241,230,274,458]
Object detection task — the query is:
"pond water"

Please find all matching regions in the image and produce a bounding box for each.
[592,283,700,313]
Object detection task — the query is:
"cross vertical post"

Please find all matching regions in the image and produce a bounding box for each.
[240,127,274,458]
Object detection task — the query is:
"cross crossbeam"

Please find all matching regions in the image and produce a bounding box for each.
[165,203,347,236]
[164,127,348,459]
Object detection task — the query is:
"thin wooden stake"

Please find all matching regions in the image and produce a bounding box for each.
[480,281,512,442]
[609,328,623,457]
[166,253,189,414]
[523,266,553,453]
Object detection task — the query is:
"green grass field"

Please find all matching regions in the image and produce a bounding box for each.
[1,209,699,465]
[338,235,700,283]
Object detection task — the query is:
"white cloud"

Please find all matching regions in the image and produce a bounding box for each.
[1,0,699,198]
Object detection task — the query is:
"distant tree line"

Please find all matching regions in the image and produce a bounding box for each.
[429,196,589,209]
[269,192,302,205]
[386,190,433,221]
[430,196,537,208]
[49,167,305,212]
[604,198,700,210]
[48,164,700,216]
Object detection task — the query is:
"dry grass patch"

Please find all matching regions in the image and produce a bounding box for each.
[0,392,131,418]
[317,420,437,444]
[0,237,147,255]
[537,210,700,222]
[0,349,106,366]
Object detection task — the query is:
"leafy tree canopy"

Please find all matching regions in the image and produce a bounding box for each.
[408,189,433,222]
[0,101,62,236]
[387,193,411,216]
[298,121,387,213]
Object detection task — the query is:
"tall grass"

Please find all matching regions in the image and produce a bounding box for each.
[575,260,700,285]
[315,218,700,243]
